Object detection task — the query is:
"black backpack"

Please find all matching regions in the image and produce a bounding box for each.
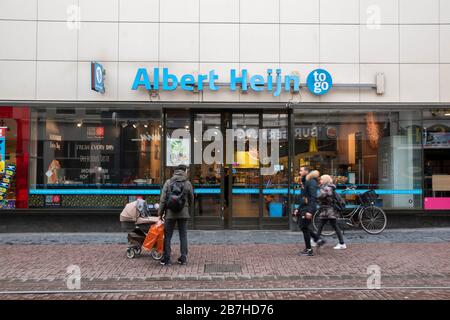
[333,189,346,211]
[166,180,186,213]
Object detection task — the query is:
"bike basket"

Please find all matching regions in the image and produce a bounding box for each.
[359,190,378,205]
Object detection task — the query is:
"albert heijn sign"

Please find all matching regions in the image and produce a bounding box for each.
[131,68,333,97]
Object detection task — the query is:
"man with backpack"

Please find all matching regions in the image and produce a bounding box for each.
[158,164,194,265]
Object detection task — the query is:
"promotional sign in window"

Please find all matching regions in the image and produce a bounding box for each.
[166,138,190,167]
[0,164,15,207]
[425,132,450,148]
[0,127,6,174]
[45,195,61,207]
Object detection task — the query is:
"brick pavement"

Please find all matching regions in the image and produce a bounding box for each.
[0,241,449,299]
[2,289,450,300]
[1,228,450,245]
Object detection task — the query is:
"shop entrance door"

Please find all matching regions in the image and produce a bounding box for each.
[192,112,262,229]
[227,113,261,229]
[191,113,225,229]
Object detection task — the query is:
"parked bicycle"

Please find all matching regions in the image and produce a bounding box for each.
[313,185,387,236]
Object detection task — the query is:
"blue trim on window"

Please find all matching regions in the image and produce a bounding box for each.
[194,188,221,194]
[263,188,289,195]
[29,189,161,195]
[29,188,423,196]
[336,189,423,195]
[232,188,259,194]
[292,189,422,195]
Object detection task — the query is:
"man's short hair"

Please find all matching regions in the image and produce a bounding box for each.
[300,166,311,172]
[176,164,188,171]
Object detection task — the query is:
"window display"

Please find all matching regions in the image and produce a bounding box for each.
[423,109,450,210]
[28,108,162,208]
[0,107,29,209]
[293,109,423,210]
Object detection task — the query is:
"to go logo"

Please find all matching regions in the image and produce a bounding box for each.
[307,69,333,96]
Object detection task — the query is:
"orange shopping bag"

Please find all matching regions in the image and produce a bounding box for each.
[142,221,164,254]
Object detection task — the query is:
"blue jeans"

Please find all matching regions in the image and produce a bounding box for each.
[163,218,188,261]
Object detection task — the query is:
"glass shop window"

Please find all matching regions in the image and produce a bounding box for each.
[423,109,450,210]
[29,108,162,193]
[293,109,422,210]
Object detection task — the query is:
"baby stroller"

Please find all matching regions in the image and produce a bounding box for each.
[120,199,163,260]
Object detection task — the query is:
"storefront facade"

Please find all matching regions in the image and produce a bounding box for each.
[1,0,450,229]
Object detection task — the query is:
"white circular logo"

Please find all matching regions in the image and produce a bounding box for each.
[95,66,103,83]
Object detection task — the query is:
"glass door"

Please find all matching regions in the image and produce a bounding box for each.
[192,113,223,229]
[262,113,289,218]
[229,113,261,226]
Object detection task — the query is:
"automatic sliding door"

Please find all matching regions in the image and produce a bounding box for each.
[262,113,289,218]
[231,114,260,218]
[192,113,223,227]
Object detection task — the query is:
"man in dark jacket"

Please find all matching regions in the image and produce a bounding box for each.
[296,168,325,256]
[158,164,194,265]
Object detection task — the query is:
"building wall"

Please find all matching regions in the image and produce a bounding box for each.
[0,0,450,103]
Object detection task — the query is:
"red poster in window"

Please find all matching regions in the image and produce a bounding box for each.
[0,107,29,209]
[95,127,105,138]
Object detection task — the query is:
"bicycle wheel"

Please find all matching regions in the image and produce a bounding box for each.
[359,206,387,234]
[312,210,335,236]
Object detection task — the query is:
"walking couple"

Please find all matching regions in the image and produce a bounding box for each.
[293,166,347,257]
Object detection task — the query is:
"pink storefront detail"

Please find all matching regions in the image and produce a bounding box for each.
[424,197,450,210]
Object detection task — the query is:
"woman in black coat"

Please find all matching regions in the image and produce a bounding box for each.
[316,175,347,250]
[297,169,324,256]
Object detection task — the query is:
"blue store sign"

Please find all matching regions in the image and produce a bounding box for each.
[306,68,333,96]
[91,62,105,93]
[132,68,333,97]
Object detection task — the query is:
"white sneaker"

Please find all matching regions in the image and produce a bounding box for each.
[333,244,347,250]
[311,240,317,247]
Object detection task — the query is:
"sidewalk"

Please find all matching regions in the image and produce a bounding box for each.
[1,227,450,245]
[0,228,449,299]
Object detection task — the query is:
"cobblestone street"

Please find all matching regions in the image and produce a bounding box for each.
[0,228,449,299]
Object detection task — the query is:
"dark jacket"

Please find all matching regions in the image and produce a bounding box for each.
[318,183,339,219]
[158,169,194,219]
[299,171,319,214]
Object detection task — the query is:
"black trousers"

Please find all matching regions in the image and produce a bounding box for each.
[300,216,320,250]
[163,218,188,260]
[316,218,345,245]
